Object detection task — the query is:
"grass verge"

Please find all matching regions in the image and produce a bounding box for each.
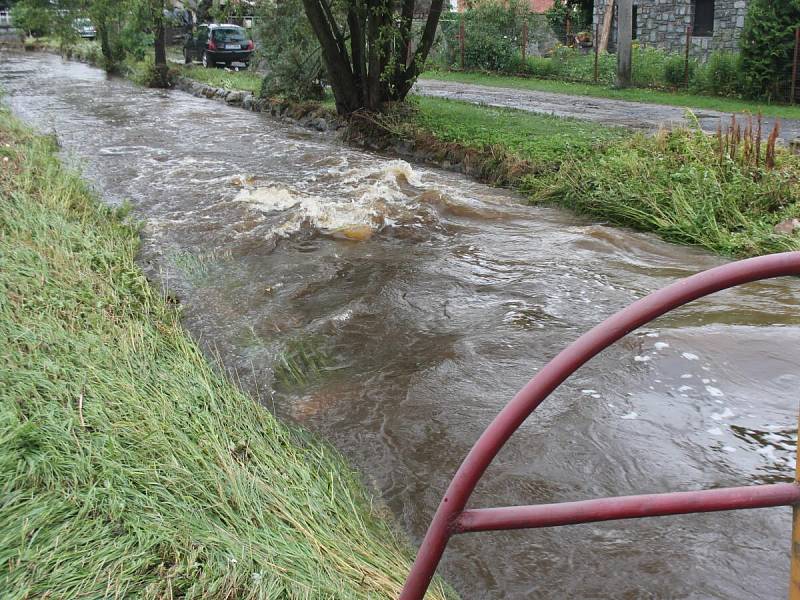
[0,106,453,599]
[412,96,625,171]
[177,64,263,95]
[420,70,800,122]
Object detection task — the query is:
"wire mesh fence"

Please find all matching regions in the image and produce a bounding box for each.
[428,11,799,105]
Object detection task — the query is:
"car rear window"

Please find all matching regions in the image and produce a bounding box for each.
[213,29,246,43]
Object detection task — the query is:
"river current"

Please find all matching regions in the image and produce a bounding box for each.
[3,52,800,599]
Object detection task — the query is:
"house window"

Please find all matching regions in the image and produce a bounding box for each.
[632,5,638,40]
[693,0,715,37]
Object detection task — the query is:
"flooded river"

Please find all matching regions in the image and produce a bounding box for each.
[3,53,799,599]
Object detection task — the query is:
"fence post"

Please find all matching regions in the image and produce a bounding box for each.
[791,26,799,105]
[459,14,465,71]
[616,0,632,88]
[684,25,692,89]
[791,404,800,599]
[565,17,571,47]
[594,21,600,84]
[522,19,528,64]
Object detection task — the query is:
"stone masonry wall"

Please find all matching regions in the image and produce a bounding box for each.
[592,0,748,60]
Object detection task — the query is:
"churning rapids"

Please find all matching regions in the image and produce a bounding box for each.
[3,53,800,599]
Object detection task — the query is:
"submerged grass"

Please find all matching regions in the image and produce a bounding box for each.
[0,107,454,598]
[274,336,333,389]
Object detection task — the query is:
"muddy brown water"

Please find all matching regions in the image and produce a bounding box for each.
[3,53,800,599]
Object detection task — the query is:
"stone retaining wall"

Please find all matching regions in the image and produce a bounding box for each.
[172,77,341,134]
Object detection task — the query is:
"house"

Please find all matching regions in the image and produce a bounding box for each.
[593,0,748,58]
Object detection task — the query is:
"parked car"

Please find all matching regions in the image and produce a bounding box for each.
[73,18,96,40]
[183,24,254,69]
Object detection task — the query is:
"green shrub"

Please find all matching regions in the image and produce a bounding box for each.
[464,32,522,72]
[525,55,559,78]
[631,45,669,88]
[256,0,325,100]
[438,1,528,74]
[700,51,741,97]
[10,0,52,37]
[740,0,800,101]
[664,54,691,88]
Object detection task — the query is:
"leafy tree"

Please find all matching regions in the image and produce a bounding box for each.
[440,0,528,73]
[257,0,326,101]
[300,0,446,114]
[739,0,800,101]
[86,0,126,71]
[545,0,588,42]
[10,0,53,37]
[126,0,170,87]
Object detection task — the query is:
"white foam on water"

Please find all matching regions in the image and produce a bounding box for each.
[682,352,699,361]
[705,386,724,397]
[711,407,735,421]
[654,342,670,350]
[621,411,639,420]
[707,427,723,435]
[237,186,302,211]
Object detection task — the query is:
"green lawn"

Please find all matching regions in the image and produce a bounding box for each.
[177,64,263,94]
[0,103,455,600]
[420,70,800,121]
[413,96,626,170]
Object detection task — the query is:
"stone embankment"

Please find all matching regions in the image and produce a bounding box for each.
[173,77,339,134]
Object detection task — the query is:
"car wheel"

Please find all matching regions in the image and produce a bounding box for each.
[202,51,213,68]
[183,48,191,64]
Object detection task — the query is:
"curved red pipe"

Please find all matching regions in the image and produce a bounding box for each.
[400,251,800,600]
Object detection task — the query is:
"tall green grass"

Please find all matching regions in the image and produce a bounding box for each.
[525,123,800,257]
[0,107,454,599]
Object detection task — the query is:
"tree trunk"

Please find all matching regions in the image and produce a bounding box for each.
[153,2,169,88]
[394,0,445,100]
[302,0,361,113]
[616,0,632,88]
[302,0,446,113]
[97,19,114,70]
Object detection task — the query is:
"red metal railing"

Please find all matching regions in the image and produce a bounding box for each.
[400,251,800,600]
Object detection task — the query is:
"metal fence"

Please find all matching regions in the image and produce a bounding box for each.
[399,251,800,600]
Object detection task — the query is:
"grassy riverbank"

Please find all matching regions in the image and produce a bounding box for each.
[0,107,453,598]
[420,70,800,122]
[379,97,800,257]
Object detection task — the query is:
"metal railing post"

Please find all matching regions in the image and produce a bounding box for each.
[400,252,800,600]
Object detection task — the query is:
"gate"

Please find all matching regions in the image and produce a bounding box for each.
[400,251,800,599]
